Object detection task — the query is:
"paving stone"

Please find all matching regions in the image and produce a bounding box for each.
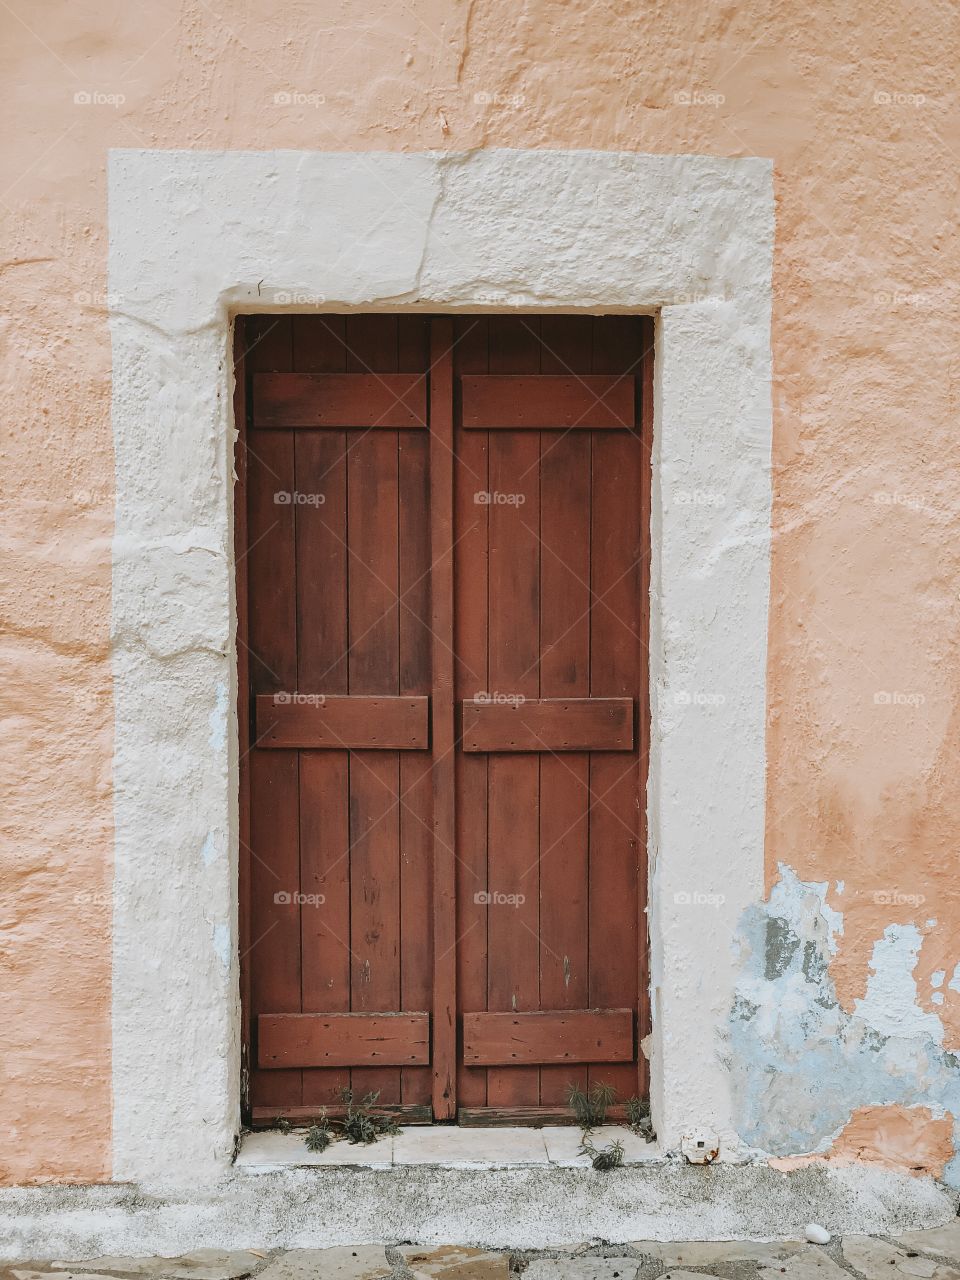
[897,1227,960,1263]
[758,1246,849,1280]
[398,1245,509,1278]
[637,1241,806,1266]
[522,1260,640,1280]
[843,1238,960,1280]
[50,1254,262,1280]
[254,1249,391,1280]
[656,1271,722,1280]
[655,1269,721,1280]
[15,1273,126,1280]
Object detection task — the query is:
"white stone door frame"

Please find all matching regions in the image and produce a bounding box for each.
[108,148,774,1188]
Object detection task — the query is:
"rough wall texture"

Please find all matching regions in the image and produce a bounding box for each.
[2,0,959,1185]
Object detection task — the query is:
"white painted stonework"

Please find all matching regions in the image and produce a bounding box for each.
[107,149,774,1190]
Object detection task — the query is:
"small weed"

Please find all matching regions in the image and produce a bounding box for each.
[624,1095,649,1128]
[299,1088,401,1152]
[567,1080,616,1129]
[579,1135,625,1171]
[625,1095,655,1141]
[567,1083,655,1158]
[304,1112,333,1152]
[274,1114,292,1135]
[340,1087,401,1145]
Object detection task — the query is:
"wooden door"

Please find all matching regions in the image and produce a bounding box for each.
[236,313,651,1126]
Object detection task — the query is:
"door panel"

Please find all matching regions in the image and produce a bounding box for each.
[452,314,648,1118]
[238,312,651,1125]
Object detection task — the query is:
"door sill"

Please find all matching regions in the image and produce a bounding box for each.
[237,1125,660,1171]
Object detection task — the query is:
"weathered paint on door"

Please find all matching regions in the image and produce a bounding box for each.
[236,314,651,1125]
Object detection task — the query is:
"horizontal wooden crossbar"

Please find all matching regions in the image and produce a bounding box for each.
[460,374,635,429]
[460,698,633,752]
[256,694,429,749]
[462,1009,634,1065]
[250,1103,433,1127]
[253,372,428,428]
[458,1105,637,1127]
[258,1012,430,1068]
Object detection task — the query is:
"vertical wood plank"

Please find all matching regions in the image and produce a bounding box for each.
[588,316,642,1101]
[430,316,457,1119]
[347,315,402,1104]
[486,316,541,1107]
[537,316,592,1106]
[398,315,433,1106]
[453,315,490,1110]
[294,315,352,1108]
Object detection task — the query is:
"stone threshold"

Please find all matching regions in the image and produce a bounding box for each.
[236,1125,660,1172]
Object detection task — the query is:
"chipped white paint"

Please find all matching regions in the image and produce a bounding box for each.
[109,149,773,1188]
[853,924,943,1044]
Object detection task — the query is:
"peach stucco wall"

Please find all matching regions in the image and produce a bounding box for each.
[2,0,958,1183]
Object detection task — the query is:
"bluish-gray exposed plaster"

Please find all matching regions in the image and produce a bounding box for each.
[728,865,960,1185]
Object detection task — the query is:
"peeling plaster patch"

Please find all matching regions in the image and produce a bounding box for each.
[213,922,231,971]
[950,964,960,994]
[208,680,228,750]
[854,925,944,1044]
[765,916,801,979]
[201,832,220,866]
[933,970,946,988]
[768,1105,954,1178]
[729,866,960,1182]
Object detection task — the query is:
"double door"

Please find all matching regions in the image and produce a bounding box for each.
[237,312,651,1124]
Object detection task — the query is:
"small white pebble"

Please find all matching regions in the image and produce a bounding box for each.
[805,1222,831,1244]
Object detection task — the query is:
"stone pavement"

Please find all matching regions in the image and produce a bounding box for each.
[5,1223,960,1280]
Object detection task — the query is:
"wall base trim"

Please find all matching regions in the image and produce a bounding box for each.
[2,1163,955,1258]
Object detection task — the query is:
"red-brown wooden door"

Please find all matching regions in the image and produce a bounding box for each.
[237,313,651,1126]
